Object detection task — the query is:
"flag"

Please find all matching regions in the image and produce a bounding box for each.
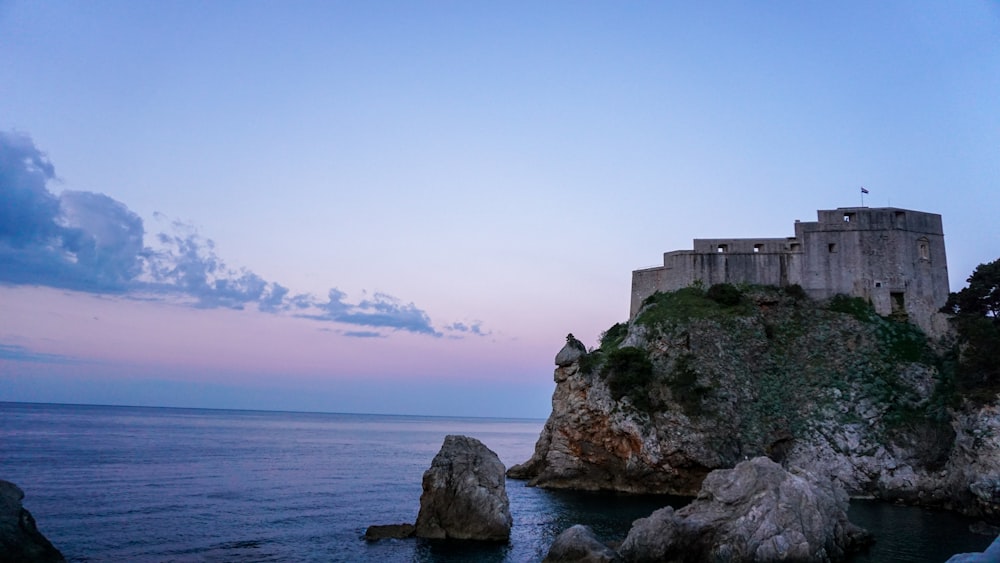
[861,187,869,194]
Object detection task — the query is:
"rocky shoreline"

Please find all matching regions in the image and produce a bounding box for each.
[545,457,872,562]
[509,288,1000,524]
[369,436,876,561]
[501,284,1000,559]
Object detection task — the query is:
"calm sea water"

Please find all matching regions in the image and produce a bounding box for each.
[0,402,991,562]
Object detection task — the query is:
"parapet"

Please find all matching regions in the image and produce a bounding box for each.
[631,206,950,336]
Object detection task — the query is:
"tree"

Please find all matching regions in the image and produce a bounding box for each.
[944,257,1000,401]
[943,258,1000,322]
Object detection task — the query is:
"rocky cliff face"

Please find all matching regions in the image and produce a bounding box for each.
[0,480,64,563]
[508,286,1000,518]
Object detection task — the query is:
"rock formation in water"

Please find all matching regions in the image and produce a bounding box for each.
[543,524,619,563]
[363,523,415,541]
[0,480,65,563]
[508,286,1000,518]
[618,457,870,562]
[414,435,513,541]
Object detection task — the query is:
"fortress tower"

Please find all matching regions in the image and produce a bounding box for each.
[630,207,950,335]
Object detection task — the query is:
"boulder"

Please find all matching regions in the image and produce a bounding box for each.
[555,333,586,367]
[364,523,414,541]
[618,457,870,562]
[543,524,619,562]
[0,480,65,562]
[414,435,512,541]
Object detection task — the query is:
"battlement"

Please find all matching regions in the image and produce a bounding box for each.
[631,207,950,335]
[811,207,943,234]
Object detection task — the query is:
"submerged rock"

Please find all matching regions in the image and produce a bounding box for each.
[363,523,414,541]
[0,480,65,563]
[543,524,619,562]
[414,435,512,541]
[618,457,870,562]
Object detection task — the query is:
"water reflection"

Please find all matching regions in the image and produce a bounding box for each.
[509,483,996,563]
[848,499,992,563]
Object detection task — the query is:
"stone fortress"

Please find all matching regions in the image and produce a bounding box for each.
[631,207,950,335]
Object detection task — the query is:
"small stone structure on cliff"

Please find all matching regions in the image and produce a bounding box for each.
[631,206,949,335]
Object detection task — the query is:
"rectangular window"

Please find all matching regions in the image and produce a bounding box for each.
[828,243,837,253]
[717,244,728,253]
[875,281,882,288]
[753,244,763,253]
[843,213,856,223]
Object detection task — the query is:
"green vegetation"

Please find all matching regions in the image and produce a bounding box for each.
[667,353,711,416]
[944,257,1000,320]
[600,346,654,411]
[827,294,878,322]
[578,348,602,375]
[636,285,751,333]
[637,285,954,456]
[783,284,808,300]
[580,278,993,461]
[600,322,629,350]
[943,257,1000,402]
[705,283,742,306]
[824,294,932,364]
[876,320,931,364]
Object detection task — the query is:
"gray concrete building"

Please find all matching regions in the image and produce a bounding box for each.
[630,207,950,334]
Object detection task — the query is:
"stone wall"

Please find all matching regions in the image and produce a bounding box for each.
[630,207,950,335]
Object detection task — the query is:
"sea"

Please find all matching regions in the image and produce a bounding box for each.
[0,402,992,562]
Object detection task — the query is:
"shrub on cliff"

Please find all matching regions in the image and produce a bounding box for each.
[639,287,710,319]
[706,283,742,306]
[601,346,654,411]
[578,348,602,375]
[599,322,628,350]
[784,283,808,300]
[827,294,877,322]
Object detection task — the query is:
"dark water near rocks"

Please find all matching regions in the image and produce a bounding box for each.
[0,402,991,562]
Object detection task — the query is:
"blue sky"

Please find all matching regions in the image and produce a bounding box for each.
[1,1,998,417]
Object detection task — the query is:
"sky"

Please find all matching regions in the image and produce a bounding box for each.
[1,1,998,418]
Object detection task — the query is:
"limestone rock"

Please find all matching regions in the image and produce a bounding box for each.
[506,344,719,494]
[363,523,414,541]
[543,524,619,562]
[509,287,1000,518]
[618,457,870,562]
[0,480,65,563]
[556,333,587,367]
[414,435,512,541]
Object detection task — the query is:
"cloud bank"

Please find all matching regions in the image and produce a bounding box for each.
[0,132,145,292]
[0,131,482,338]
[0,343,80,364]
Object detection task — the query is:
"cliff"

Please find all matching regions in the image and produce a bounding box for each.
[509,285,1000,518]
